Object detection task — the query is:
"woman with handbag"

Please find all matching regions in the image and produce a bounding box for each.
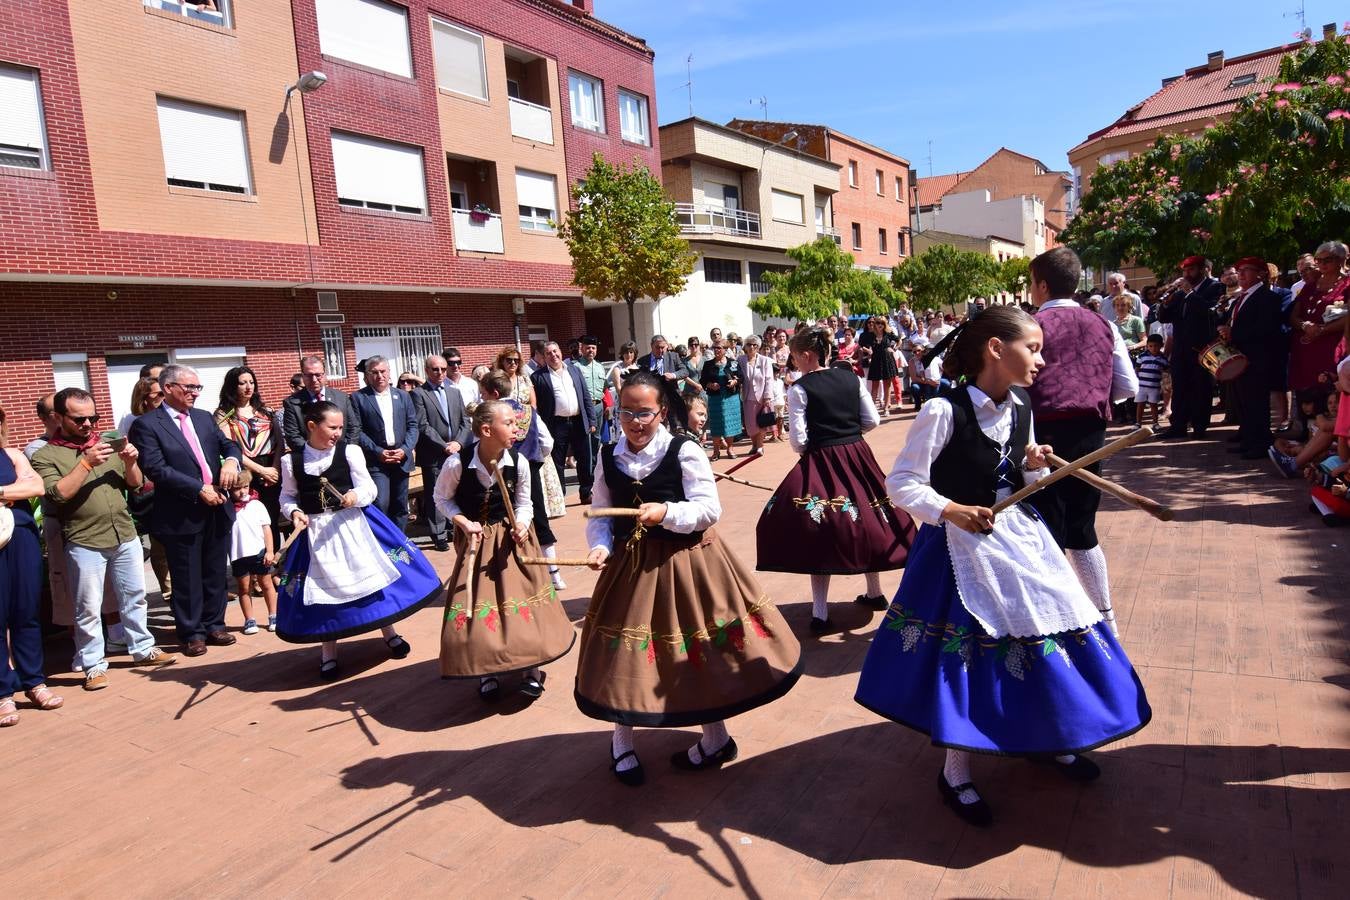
[700,341,742,460]
[739,336,776,456]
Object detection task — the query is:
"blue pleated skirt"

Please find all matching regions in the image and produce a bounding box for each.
[854,524,1151,756]
[275,507,443,643]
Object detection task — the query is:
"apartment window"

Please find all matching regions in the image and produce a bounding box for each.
[847,160,857,187]
[703,257,742,284]
[516,168,558,231]
[878,228,887,255]
[431,19,487,99]
[618,89,650,145]
[0,66,49,170]
[353,325,442,377]
[568,71,604,132]
[316,0,412,79]
[898,231,906,256]
[850,222,862,250]
[1099,149,1129,167]
[156,98,252,194]
[331,131,426,214]
[894,175,903,201]
[51,353,90,393]
[770,189,804,224]
[320,326,347,378]
[143,0,233,28]
[875,169,883,195]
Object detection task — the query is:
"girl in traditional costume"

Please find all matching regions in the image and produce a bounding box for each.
[578,371,801,786]
[277,402,442,680]
[756,327,916,633]
[436,400,576,702]
[854,306,1151,826]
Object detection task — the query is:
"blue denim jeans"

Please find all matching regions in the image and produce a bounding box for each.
[66,539,154,675]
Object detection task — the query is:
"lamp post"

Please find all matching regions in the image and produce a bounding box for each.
[285,71,327,364]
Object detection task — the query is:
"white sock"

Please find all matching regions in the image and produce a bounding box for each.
[1067,546,1117,637]
[320,640,337,664]
[689,720,731,763]
[543,544,565,586]
[542,543,557,560]
[864,571,882,599]
[810,574,830,620]
[943,749,980,805]
[612,725,638,772]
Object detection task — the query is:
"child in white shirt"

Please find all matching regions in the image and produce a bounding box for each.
[229,470,277,634]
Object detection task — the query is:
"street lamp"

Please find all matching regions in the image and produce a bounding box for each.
[286,70,328,98]
[284,70,327,362]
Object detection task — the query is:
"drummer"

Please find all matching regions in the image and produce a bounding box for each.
[1156,255,1224,439]
[1025,247,1138,636]
[1217,256,1286,459]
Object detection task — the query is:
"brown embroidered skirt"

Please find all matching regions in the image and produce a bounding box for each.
[439,523,576,678]
[575,527,802,727]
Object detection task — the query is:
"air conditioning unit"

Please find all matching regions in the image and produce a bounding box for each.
[315,312,346,325]
[316,291,339,311]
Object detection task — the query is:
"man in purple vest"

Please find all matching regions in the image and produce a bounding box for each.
[1026,247,1138,635]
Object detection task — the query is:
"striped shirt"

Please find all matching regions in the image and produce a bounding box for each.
[1137,351,1169,389]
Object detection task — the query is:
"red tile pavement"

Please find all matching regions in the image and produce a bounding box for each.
[4,414,1348,898]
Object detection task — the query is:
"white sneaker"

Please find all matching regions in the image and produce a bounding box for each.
[549,568,566,590]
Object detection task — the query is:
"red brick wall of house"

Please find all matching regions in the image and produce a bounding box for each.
[949,149,1073,234]
[826,133,911,269]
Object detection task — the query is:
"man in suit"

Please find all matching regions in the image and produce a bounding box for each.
[638,334,691,433]
[282,355,362,451]
[349,355,419,531]
[532,341,596,503]
[1156,255,1224,439]
[411,354,471,551]
[1219,257,1286,459]
[128,364,244,656]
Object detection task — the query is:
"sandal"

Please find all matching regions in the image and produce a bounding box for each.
[25,685,64,711]
[0,697,17,727]
[479,676,501,703]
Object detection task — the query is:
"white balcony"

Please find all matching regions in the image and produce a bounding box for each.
[674,202,762,238]
[817,225,842,244]
[509,98,554,145]
[144,0,229,26]
[452,209,505,254]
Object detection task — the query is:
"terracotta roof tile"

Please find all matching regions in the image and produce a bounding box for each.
[915,172,969,208]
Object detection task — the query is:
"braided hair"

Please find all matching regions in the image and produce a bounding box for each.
[788,325,833,367]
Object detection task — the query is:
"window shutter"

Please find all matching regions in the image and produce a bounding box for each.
[0,67,45,153]
[331,132,426,211]
[156,98,252,191]
[515,169,557,213]
[431,19,486,98]
[316,0,412,79]
[770,189,803,223]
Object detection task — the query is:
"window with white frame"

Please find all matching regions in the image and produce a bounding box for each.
[0,65,49,170]
[331,131,426,214]
[1098,149,1129,167]
[431,18,487,99]
[875,169,883,195]
[144,0,234,28]
[156,98,252,194]
[847,160,857,187]
[617,89,650,145]
[320,326,347,378]
[568,71,604,132]
[51,353,90,392]
[894,175,903,201]
[769,189,804,224]
[515,168,557,232]
[850,222,862,250]
[878,228,887,254]
[315,0,412,79]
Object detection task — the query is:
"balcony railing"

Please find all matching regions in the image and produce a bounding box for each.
[452,209,505,254]
[144,0,229,26]
[674,203,762,238]
[816,225,842,245]
[750,279,773,296]
[509,98,554,145]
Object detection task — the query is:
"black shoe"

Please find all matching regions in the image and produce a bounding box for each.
[479,676,501,703]
[386,635,411,659]
[809,617,834,635]
[1159,428,1187,440]
[671,737,738,771]
[854,593,888,611]
[1033,753,1102,782]
[319,658,340,681]
[432,538,450,552]
[611,749,645,787]
[578,493,593,505]
[519,671,545,700]
[937,771,992,827]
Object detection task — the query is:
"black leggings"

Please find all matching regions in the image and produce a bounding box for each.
[528,459,556,545]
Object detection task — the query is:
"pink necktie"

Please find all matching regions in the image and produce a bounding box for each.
[177,412,213,485]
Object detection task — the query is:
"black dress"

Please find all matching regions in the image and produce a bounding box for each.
[859,330,899,381]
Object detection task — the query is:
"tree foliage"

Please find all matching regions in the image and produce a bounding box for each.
[891,243,1001,312]
[1062,36,1350,276]
[555,154,695,343]
[997,256,1031,298]
[747,236,900,321]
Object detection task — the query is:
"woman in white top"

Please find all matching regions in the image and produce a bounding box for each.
[738,336,776,455]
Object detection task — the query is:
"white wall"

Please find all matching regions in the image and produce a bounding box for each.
[917,189,1046,255]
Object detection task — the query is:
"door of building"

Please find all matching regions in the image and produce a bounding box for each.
[171,346,246,415]
[352,328,400,387]
[106,352,170,430]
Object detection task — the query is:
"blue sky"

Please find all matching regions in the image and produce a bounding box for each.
[598,0,1346,175]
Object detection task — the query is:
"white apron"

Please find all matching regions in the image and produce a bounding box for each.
[302,507,399,605]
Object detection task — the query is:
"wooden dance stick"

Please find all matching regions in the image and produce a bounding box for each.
[713,471,773,491]
[490,462,525,535]
[267,521,308,573]
[990,426,1154,515]
[1046,452,1174,522]
[583,507,643,518]
[463,531,481,616]
[517,556,594,567]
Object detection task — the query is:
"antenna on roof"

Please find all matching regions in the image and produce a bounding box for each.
[926,139,934,178]
[683,53,694,117]
[1283,0,1308,37]
[749,96,768,120]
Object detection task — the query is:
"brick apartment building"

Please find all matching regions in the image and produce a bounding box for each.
[914,147,1073,248]
[0,0,657,444]
[726,120,912,271]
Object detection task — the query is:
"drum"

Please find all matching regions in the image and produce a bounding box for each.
[1199,340,1248,382]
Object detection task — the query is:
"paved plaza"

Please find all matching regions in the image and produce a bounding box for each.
[5,414,1348,899]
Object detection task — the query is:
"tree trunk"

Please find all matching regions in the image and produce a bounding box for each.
[625,294,638,344]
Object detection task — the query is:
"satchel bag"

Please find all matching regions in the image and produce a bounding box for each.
[755,407,777,429]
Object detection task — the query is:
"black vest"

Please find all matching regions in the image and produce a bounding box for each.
[798,367,863,449]
[452,445,520,525]
[928,385,1031,507]
[602,435,703,543]
[293,446,354,515]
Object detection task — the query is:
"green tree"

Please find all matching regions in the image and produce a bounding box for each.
[998,256,1031,300]
[892,243,1000,313]
[748,236,897,321]
[555,154,695,344]
[1062,35,1350,273]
